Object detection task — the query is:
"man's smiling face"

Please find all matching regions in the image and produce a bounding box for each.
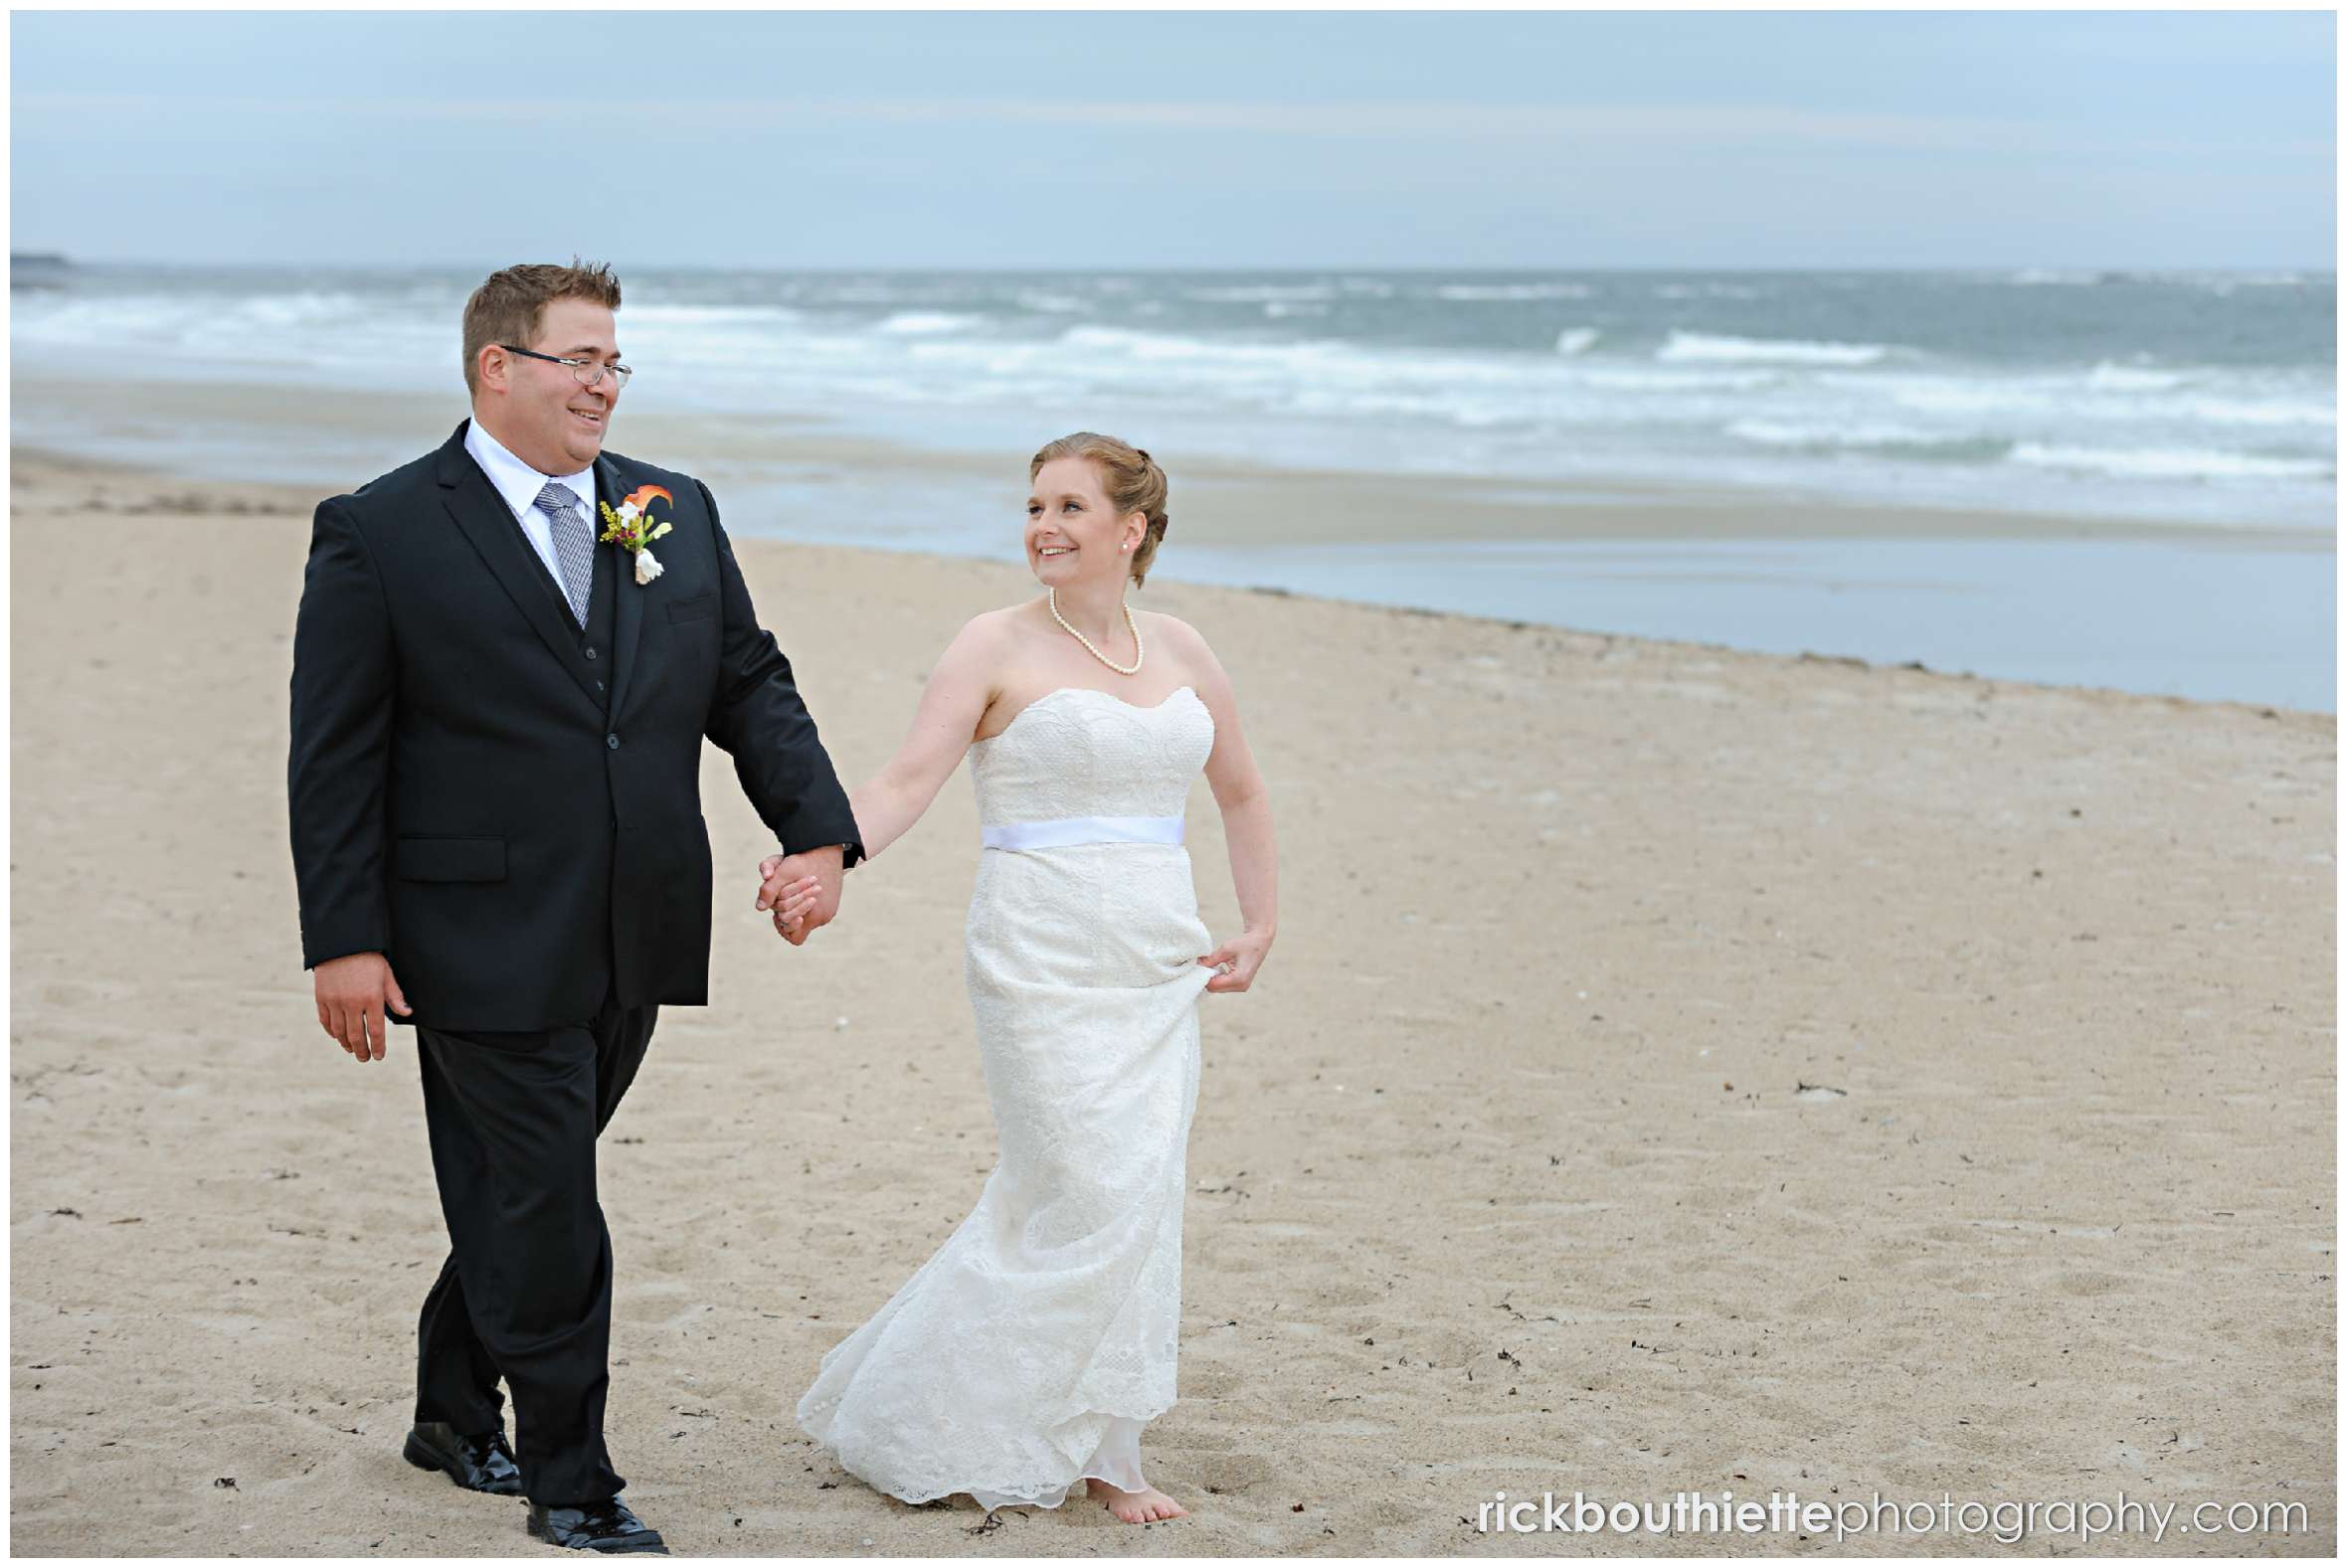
[483,296,623,473]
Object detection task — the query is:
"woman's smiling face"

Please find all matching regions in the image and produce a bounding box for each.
[1025,456,1140,585]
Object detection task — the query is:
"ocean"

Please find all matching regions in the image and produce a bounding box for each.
[11,263,2337,708]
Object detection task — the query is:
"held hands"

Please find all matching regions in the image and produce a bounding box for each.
[756,844,845,946]
[751,840,1265,989]
[312,951,412,1062]
[1197,928,1273,993]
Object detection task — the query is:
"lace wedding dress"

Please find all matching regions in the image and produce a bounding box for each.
[796,684,1219,1510]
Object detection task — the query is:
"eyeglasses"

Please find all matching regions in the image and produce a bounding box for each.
[499,344,632,391]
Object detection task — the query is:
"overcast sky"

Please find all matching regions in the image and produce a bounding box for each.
[11,8,2335,269]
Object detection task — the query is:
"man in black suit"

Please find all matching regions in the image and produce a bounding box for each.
[288,261,858,1554]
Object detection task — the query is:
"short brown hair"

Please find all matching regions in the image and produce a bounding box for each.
[1028,433,1171,588]
[460,260,623,396]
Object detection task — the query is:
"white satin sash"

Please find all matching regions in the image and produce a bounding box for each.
[981,813,1184,852]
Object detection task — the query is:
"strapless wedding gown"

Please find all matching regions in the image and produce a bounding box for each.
[795,684,1218,1509]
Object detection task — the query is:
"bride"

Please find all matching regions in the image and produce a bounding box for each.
[763,433,1278,1523]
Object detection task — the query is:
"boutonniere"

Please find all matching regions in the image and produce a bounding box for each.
[599,484,675,586]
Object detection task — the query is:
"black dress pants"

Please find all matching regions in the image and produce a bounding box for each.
[411,992,657,1506]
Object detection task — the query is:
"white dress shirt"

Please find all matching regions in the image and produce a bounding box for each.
[463,420,596,586]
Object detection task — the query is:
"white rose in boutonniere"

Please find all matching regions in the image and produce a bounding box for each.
[597,484,676,589]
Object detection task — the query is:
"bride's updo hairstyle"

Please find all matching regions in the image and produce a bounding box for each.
[1029,433,1170,588]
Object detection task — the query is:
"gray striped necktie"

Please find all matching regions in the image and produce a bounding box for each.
[531,479,597,626]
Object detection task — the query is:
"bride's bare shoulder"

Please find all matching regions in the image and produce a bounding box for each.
[951,604,1036,645]
[1138,610,1218,663]
[934,604,1058,697]
[928,608,1021,679]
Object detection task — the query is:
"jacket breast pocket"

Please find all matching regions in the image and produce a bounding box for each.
[666,592,716,624]
[394,836,507,883]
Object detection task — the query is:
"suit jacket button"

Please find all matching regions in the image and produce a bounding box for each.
[607,733,620,750]
[584,646,599,661]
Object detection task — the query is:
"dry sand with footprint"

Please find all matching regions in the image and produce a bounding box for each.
[9,448,2334,1555]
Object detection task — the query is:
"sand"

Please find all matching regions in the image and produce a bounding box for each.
[8,445,2335,1556]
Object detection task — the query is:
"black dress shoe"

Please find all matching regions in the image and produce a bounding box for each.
[527,1497,668,1555]
[402,1421,524,1496]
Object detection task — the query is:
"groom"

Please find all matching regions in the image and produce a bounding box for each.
[287,261,860,1554]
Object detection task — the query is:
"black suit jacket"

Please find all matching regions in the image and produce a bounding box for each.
[288,421,860,1032]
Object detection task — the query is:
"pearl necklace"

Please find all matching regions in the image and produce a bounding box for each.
[1049,587,1143,675]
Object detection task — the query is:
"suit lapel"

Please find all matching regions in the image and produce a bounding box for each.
[599,454,646,721]
[434,424,604,712]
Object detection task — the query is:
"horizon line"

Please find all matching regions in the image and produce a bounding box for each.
[14,257,2338,275]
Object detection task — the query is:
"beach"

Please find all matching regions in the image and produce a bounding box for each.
[8,443,2336,1555]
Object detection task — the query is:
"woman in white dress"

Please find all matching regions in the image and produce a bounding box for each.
[768,433,1279,1523]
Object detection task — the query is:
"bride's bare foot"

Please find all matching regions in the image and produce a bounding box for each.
[1087,1477,1188,1523]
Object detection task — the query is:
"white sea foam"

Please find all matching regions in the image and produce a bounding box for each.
[230,291,374,327]
[1877,374,2332,441]
[1658,330,1893,366]
[1579,367,1782,392]
[2188,396,2337,428]
[876,311,983,335]
[1881,377,2057,416]
[2010,442,2335,481]
[17,289,448,375]
[1553,327,1600,356]
[627,302,805,326]
[2085,362,2187,392]
[1056,323,1326,365]
[1184,284,1339,303]
[1435,282,1595,301]
[2181,270,2315,292]
[1729,418,1962,450]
